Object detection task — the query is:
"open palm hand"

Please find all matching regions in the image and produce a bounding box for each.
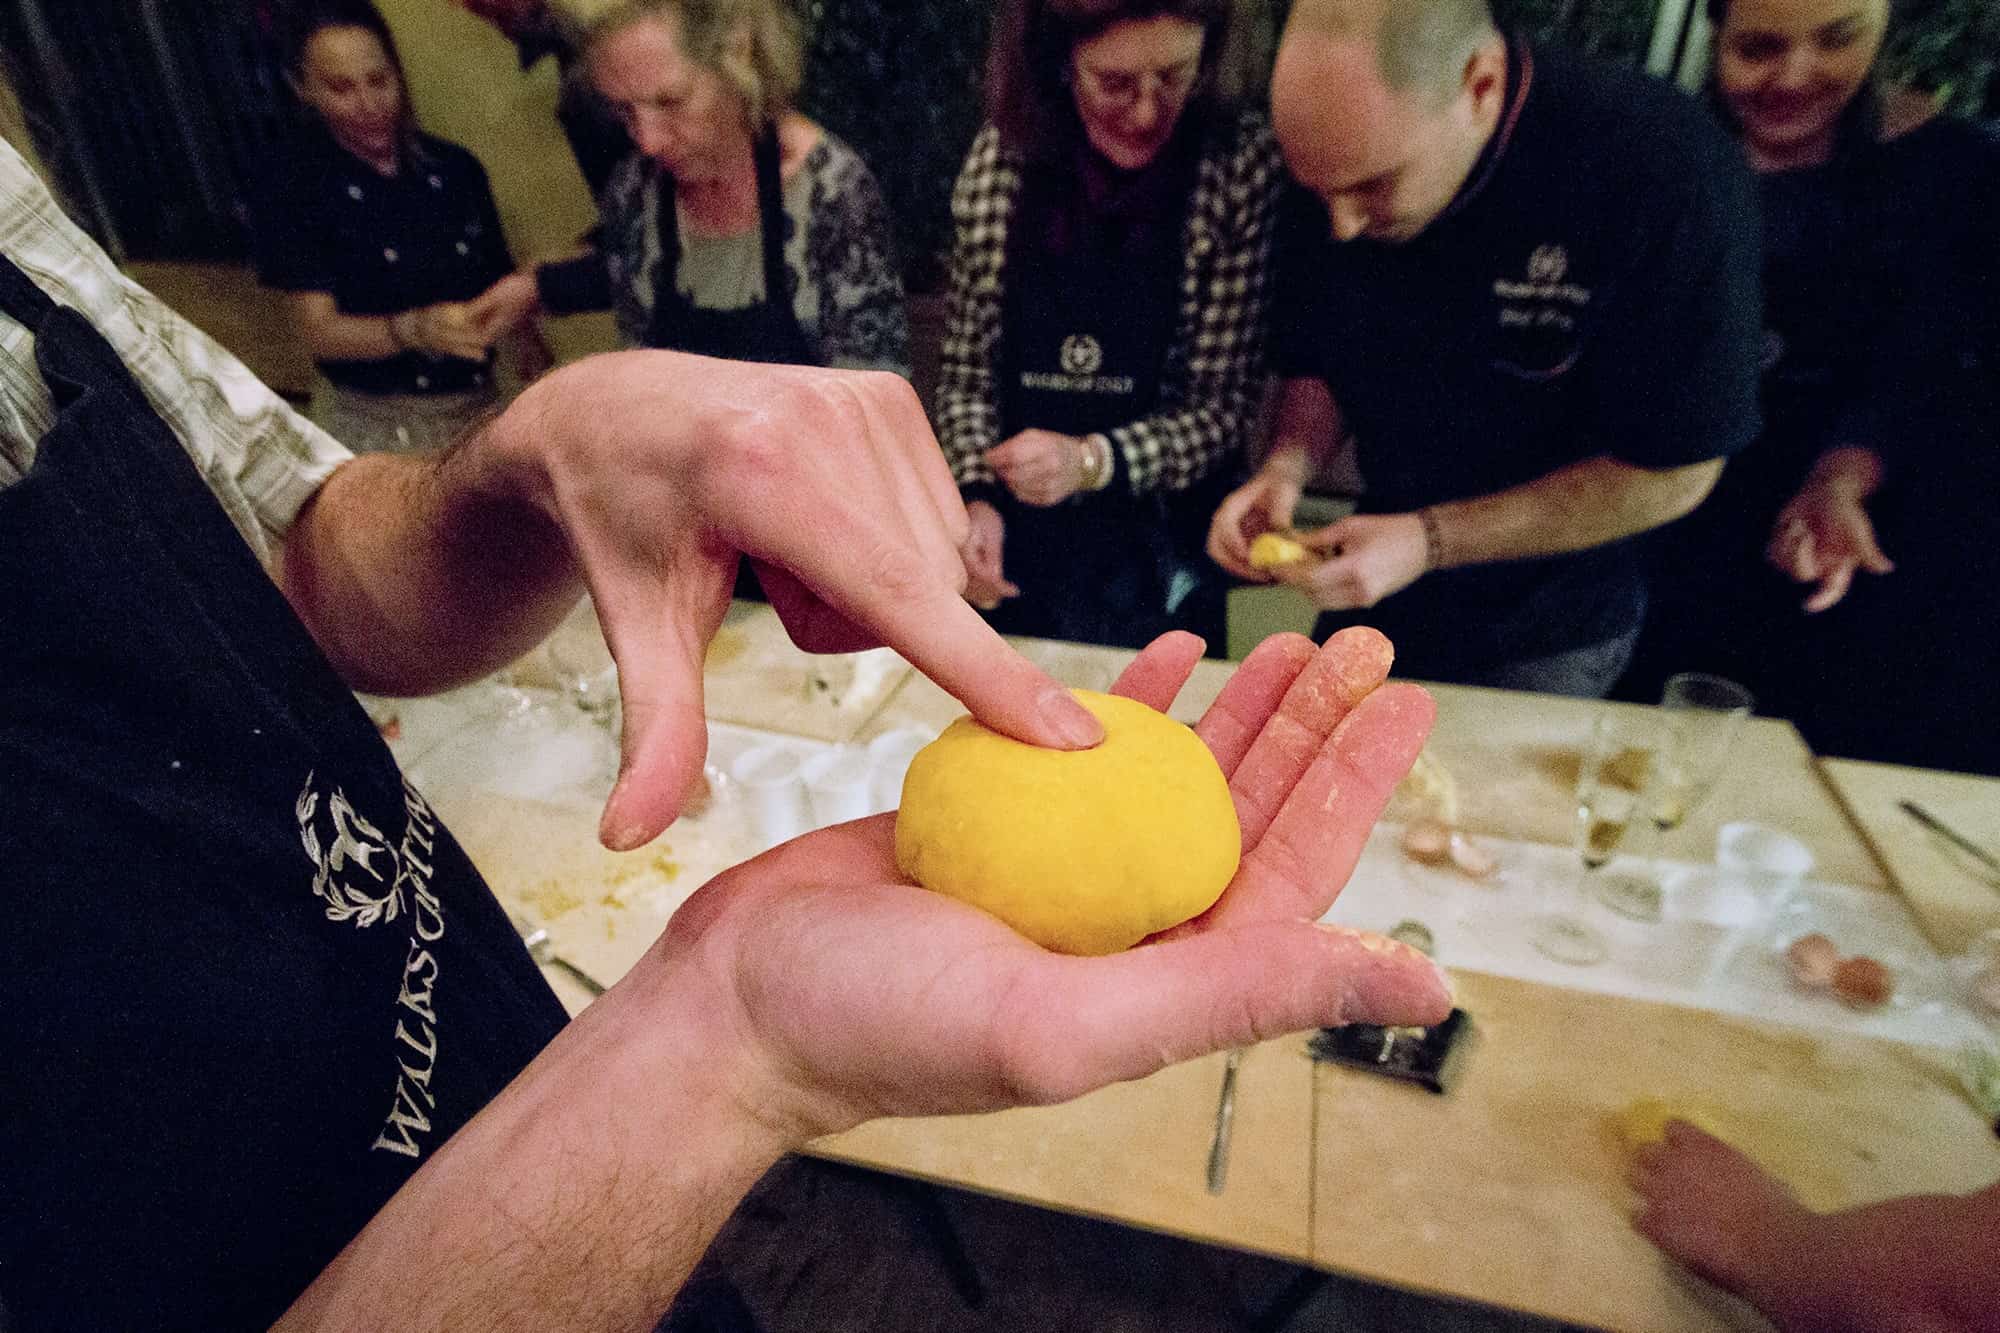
[648,627,1450,1138]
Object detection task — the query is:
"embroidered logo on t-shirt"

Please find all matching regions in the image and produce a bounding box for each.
[1020,332,1136,396]
[295,773,453,1159]
[1494,243,1592,333]
[1060,333,1104,376]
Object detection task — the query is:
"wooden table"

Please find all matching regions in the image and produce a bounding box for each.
[446,619,1997,1331]
[836,639,1997,1331]
[1311,972,1996,1333]
[818,1038,1317,1264]
[1821,759,2000,956]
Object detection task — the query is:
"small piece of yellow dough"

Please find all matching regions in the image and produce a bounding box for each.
[1613,1097,1731,1151]
[1249,532,1311,570]
[895,691,1241,955]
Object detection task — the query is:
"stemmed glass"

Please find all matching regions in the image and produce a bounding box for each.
[1529,711,1667,963]
[1652,673,1755,833]
[548,634,619,732]
[544,600,620,733]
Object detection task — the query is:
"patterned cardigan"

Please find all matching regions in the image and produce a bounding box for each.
[536,134,909,375]
[934,108,1284,495]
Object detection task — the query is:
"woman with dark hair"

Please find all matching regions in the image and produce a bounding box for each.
[1624,0,2000,772]
[253,0,533,453]
[936,0,1283,650]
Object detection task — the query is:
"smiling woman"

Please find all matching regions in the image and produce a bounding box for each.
[1618,0,2000,773]
[251,0,539,454]
[1710,0,1889,169]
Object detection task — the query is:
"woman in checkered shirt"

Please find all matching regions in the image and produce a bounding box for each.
[936,0,1284,651]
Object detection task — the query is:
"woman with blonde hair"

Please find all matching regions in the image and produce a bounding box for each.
[507,0,909,375]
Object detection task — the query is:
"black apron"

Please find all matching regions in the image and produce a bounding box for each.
[986,169,1190,650]
[0,254,567,1330]
[645,127,814,367]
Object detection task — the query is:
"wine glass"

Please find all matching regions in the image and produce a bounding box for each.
[545,609,620,732]
[549,636,619,731]
[1528,711,1665,962]
[1653,674,1755,832]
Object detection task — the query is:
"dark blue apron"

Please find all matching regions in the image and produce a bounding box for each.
[0,252,566,1330]
[985,167,1189,650]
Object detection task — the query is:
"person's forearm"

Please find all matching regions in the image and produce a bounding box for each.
[275,953,804,1332]
[304,309,414,364]
[1425,455,1723,570]
[279,379,584,695]
[1807,445,1886,501]
[1263,377,1342,481]
[1741,1186,2000,1333]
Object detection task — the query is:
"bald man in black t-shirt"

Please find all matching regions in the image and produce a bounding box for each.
[1211,0,1762,697]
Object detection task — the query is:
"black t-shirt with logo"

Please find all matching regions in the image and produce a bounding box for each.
[0,246,566,1330]
[1273,39,1762,676]
[253,130,514,396]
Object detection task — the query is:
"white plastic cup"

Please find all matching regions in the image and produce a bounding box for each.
[730,744,811,850]
[801,746,874,828]
[865,727,933,814]
[1716,821,1814,917]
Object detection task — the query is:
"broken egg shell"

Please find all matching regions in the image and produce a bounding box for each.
[1830,955,1895,1009]
[1401,819,1453,864]
[1447,831,1498,880]
[1785,933,1840,990]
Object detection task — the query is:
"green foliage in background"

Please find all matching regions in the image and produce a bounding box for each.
[1489,0,1659,64]
[1880,0,2000,115]
[797,0,996,290]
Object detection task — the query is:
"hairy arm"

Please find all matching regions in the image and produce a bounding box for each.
[1424,454,1722,570]
[281,350,1102,850]
[1273,450,1722,612]
[278,405,583,697]
[274,959,791,1332]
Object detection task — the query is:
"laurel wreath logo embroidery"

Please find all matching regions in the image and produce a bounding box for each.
[296,773,405,927]
[1059,334,1104,377]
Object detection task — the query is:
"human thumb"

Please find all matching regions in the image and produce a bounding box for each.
[594,573,733,850]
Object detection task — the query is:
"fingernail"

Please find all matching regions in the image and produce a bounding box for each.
[599,783,644,851]
[1041,687,1102,747]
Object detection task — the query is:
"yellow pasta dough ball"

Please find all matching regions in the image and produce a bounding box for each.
[894,691,1241,955]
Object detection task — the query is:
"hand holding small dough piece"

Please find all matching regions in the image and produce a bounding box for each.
[897,691,1241,954]
[1249,531,1312,571]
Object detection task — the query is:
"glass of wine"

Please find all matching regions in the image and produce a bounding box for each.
[1529,711,1665,962]
[1653,673,1755,832]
